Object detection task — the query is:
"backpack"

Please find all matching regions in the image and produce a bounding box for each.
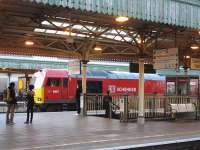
[4,88,12,103]
[3,89,7,102]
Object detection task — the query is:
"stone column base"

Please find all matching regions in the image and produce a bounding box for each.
[137,116,145,125]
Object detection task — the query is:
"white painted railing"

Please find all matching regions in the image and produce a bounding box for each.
[85,94,200,121]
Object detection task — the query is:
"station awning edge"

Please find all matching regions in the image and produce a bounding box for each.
[28,0,200,29]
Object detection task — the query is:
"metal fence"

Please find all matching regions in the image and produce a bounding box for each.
[86,94,122,110]
[126,96,199,121]
[85,94,200,121]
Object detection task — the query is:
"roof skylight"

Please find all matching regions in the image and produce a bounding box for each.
[35,20,136,43]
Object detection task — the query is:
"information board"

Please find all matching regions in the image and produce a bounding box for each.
[191,58,200,70]
[68,60,80,75]
[153,48,179,69]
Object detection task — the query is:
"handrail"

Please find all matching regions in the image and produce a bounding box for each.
[111,102,120,109]
[85,94,200,120]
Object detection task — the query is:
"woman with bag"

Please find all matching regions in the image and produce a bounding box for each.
[6,82,17,125]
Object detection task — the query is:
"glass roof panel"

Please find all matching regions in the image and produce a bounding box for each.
[35,20,133,42]
[62,23,71,27]
[41,21,51,26]
[56,31,68,35]
[52,21,63,27]
[46,29,57,34]
[34,28,45,32]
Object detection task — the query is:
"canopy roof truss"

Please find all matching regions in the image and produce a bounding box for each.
[1,0,200,64]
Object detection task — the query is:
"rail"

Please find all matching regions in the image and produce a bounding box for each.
[124,96,200,121]
[85,94,200,121]
[85,94,121,117]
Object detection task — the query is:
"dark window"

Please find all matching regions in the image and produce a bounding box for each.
[87,81,102,93]
[46,78,60,87]
[63,78,68,88]
[77,80,102,93]
[129,63,155,73]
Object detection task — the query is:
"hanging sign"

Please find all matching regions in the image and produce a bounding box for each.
[153,48,179,69]
[68,60,80,75]
[191,58,200,70]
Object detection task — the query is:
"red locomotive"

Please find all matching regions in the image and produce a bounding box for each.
[33,69,165,110]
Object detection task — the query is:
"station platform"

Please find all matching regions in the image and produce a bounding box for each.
[1,112,200,150]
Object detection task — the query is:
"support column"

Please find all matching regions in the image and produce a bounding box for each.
[81,60,88,116]
[8,73,11,85]
[82,60,88,94]
[137,58,145,125]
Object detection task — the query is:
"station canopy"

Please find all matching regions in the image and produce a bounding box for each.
[1,0,200,63]
[29,0,200,29]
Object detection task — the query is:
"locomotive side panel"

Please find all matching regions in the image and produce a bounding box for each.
[103,79,165,96]
[155,80,166,95]
[144,80,155,95]
[144,80,164,95]
[103,79,138,95]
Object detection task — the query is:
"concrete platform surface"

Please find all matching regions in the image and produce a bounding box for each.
[1,112,200,150]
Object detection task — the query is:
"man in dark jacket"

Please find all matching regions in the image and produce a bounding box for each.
[6,82,17,125]
[103,90,112,118]
[76,86,82,115]
[24,84,35,124]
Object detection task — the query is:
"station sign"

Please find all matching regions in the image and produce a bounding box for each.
[191,58,200,70]
[68,60,80,75]
[153,48,179,69]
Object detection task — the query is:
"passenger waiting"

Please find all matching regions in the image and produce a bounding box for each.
[103,90,112,118]
[76,85,82,115]
[5,82,17,125]
[24,84,35,124]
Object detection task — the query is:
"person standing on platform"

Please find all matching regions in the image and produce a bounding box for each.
[76,85,82,115]
[5,82,17,125]
[24,84,35,124]
[103,90,112,118]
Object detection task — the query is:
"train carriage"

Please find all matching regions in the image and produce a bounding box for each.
[32,69,166,110]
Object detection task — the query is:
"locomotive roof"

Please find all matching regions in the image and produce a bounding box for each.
[38,69,69,77]
[72,70,165,80]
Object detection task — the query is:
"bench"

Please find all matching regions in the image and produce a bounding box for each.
[169,103,198,120]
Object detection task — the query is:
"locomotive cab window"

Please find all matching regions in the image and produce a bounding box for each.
[63,78,68,88]
[46,78,61,87]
